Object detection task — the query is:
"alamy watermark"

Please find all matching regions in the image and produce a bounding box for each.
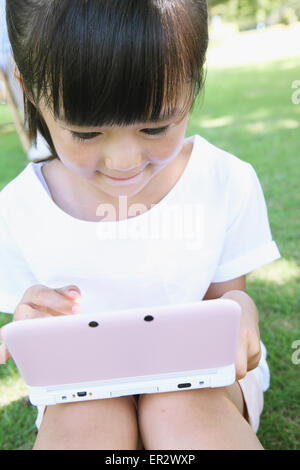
[291,340,300,365]
[95,196,205,249]
[291,80,300,104]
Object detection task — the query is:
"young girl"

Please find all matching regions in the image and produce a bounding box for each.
[0,0,280,450]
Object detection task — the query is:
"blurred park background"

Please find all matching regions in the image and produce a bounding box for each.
[0,0,300,450]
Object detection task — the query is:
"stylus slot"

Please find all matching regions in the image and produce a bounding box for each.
[177,383,191,389]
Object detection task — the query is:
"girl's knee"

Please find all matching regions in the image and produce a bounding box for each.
[35,396,139,450]
[139,387,226,413]
[139,384,243,416]
[137,388,258,450]
[138,387,241,432]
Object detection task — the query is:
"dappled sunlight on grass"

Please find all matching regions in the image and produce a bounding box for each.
[0,356,29,408]
[279,58,300,71]
[276,119,299,130]
[245,119,299,135]
[248,258,300,285]
[194,114,299,135]
[198,115,234,128]
[0,373,28,408]
[247,109,272,120]
[244,121,267,134]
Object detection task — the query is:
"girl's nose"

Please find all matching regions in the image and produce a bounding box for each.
[104,153,143,172]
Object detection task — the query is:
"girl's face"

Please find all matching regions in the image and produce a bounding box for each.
[39,102,190,199]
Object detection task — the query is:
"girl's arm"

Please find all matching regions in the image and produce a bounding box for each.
[203,276,246,300]
[203,276,261,380]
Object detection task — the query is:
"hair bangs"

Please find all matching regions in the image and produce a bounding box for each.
[35,0,203,128]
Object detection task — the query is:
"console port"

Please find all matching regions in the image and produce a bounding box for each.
[77,391,87,397]
[177,383,191,389]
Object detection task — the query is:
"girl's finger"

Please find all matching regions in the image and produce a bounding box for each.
[57,285,82,302]
[247,347,262,372]
[21,285,81,316]
[13,302,53,321]
[235,330,248,380]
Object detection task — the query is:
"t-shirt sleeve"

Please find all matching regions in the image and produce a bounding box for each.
[212,163,281,282]
[0,213,38,314]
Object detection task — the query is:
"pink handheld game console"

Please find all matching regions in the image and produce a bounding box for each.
[2,298,241,406]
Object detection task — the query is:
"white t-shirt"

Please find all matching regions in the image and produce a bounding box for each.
[0,134,280,393]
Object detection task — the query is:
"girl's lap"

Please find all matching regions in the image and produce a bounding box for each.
[36,378,254,430]
[34,373,263,449]
[34,395,139,450]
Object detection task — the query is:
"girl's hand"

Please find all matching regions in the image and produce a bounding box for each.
[235,305,262,380]
[222,290,262,381]
[0,284,81,364]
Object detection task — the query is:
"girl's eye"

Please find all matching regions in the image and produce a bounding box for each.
[141,126,169,136]
[71,131,101,142]
[70,126,169,141]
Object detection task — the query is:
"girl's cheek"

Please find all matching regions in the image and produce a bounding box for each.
[149,134,185,162]
[62,157,95,179]
[55,141,96,178]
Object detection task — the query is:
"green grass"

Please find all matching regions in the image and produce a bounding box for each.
[0,105,28,187]
[0,55,299,450]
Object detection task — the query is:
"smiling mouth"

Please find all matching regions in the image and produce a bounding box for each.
[102,167,146,181]
[105,172,141,181]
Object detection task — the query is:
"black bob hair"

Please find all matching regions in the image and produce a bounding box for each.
[6,0,209,160]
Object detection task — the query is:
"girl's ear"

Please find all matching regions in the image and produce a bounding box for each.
[14,66,35,105]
